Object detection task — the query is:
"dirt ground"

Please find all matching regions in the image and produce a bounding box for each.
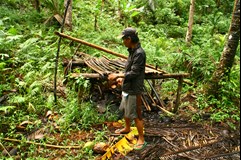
[125,114,240,160]
[91,87,240,160]
[91,107,237,160]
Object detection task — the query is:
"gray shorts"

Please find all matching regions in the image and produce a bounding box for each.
[119,94,142,120]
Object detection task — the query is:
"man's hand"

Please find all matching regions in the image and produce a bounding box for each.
[108,74,118,81]
[108,73,124,81]
[116,78,123,86]
[108,74,124,89]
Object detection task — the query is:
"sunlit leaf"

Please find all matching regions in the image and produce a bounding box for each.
[19,38,39,51]
[0,106,16,112]
[8,27,17,35]
[6,35,23,42]
[0,62,6,70]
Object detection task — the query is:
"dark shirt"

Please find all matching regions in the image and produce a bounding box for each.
[122,43,146,95]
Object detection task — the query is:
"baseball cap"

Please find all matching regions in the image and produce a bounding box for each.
[118,27,138,39]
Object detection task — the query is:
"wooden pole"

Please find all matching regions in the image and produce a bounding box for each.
[54,0,72,104]
[55,31,127,59]
[54,31,166,73]
[141,95,152,111]
[173,77,183,113]
[71,73,189,79]
[146,80,166,108]
[70,73,189,79]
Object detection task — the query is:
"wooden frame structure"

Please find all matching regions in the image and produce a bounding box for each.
[56,32,190,114]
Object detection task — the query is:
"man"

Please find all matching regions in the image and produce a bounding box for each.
[108,27,147,150]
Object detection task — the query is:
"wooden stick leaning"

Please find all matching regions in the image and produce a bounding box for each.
[56,32,192,86]
[0,142,12,157]
[54,31,166,73]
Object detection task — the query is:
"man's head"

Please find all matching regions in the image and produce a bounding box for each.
[118,27,139,48]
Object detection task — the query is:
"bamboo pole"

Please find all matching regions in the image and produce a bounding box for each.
[145,73,190,79]
[146,80,166,108]
[141,95,152,111]
[71,73,102,79]
[55,31,127,59]
[173,77,183,113]
[63,59,85,66]
[70,73,189,79]
[54,31,165,73]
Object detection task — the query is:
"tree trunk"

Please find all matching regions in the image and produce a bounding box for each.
[32,0,41,12]
[216,0,221,8]
[117,0,123,22]
[207,0,240,96]
[102,0,105,11]
[94,15,98,31]
[185,0,195,44]
[64,0,72,31]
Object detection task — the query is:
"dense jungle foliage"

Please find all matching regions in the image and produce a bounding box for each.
[0,0,240,159]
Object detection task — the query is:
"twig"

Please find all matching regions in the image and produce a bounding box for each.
[3,138,82,149]
[204,151,240,159]
[0,95,8,103]
[0,142,12,157]
[156,105,175,116]
[162,137,178,148]
[160,139,222,157]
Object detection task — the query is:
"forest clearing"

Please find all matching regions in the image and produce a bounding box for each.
[0,0,240,159]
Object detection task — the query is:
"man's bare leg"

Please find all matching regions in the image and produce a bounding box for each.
[115,117,131,133]
[134,118,145,145]
[134,95,145,146]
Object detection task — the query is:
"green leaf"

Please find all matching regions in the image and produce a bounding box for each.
[0,62,6,70]
[130,11,140,17]
[8,27,18,35]
[0,106,16,112]
[19,38,39,51]
[10,96,26,104]
[6,35,23,42]
[0,19,3,26]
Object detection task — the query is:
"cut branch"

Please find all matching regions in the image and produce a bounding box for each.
[3,138,82,149]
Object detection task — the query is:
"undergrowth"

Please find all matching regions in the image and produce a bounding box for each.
[0,0,240,159]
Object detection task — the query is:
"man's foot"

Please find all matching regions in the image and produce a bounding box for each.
[114,128,130,134]
[133,141,147,150]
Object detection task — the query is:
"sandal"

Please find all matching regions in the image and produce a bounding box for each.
[114,128,130,134]
[134,141,147,150]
